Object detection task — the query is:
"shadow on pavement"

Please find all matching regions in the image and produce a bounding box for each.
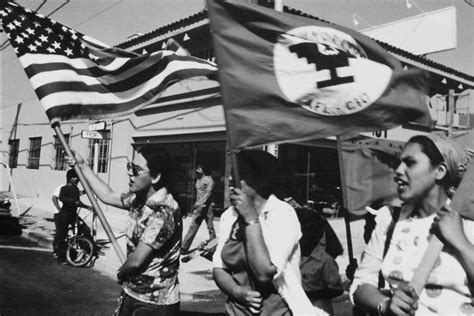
[180,298,226,315]
[180,312,225,316]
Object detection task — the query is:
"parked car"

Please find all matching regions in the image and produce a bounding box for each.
[0,192,22,236]
[0,192,12,216]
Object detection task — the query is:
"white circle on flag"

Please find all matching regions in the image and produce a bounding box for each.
[273,26,393,116]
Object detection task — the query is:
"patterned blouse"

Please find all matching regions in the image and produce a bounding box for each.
[120,188,182,305]
[350,206,474,315]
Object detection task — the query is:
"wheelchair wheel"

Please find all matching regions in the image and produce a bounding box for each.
[66,236,94,267]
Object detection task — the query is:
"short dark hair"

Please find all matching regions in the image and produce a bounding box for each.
[406,135,444,167]
[137,146,176,192]
[197,163,211,175]
[236,150,280,199]
[66,168,77,182]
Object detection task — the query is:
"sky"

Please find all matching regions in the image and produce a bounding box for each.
[1,0,473,122]
[285,0,474,75]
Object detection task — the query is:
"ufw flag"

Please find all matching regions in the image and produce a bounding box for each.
[1,1,217,122]
[340,137,402,216]
[207,0,432,152]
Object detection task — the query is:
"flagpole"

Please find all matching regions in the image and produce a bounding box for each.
[336,137,356,269]
[51,121,126,264]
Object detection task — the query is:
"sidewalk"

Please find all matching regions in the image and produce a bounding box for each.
[15,196,226,305]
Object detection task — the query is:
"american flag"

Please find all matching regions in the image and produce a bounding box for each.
[1,1,218,122]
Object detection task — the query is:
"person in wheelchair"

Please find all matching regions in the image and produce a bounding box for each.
[73,209,93,240]
[54,169,92,264]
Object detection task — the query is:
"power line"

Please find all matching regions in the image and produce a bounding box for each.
[0,93,32,102]
[1,0,123,62]
[73,0,122,29]
[47,0,70,17]
[0,0,48,50]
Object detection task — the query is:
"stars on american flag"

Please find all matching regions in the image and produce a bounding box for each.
[1,0,217,122]
[0,1,88,58]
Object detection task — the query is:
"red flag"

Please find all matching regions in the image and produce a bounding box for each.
[340,137,402,216]
[1,1,217,122]
[207,0,432,152]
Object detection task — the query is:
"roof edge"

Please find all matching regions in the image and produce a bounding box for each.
[115,4,474,84]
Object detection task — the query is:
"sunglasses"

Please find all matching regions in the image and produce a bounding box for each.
[126,162,149,176]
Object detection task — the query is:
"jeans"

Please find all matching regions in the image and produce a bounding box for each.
[181,202,216,253]
[115,292,179,316]
[52,213,60,255]
[53,211,76,259]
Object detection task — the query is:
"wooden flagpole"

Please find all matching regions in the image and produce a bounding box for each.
[51,121,126,264]
[336,137,355,265]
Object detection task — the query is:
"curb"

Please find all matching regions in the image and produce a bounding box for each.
[21,228,226,305]
[333,291,350,303]
[181,290,226,303]
[21,228,346,306]
[22,230,53,249]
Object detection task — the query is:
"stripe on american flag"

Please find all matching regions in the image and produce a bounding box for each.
[1,1,217,121]
[23,52,216,98]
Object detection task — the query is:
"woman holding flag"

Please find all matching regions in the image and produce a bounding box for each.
[212,150,326,316]
[350,134,474,315]
[68,147,182,316]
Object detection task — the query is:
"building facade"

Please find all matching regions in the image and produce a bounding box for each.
[2,4,474,216]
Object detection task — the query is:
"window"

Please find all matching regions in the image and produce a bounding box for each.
[8,139,19,168]
[54,134,70,170]
[155,140,226,215]
[28,137,42,169]
[278,143,342,208]
[87,130,111,173]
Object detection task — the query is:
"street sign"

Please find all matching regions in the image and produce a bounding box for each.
[81,130,105,139]
[89,121,106,131]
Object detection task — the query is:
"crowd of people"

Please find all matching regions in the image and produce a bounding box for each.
[55,132,473,315]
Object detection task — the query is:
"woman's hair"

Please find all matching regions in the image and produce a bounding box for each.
[236,150,280,199]
[137,146,176,192]
[406,135,449,187]
[197,163,211,175]
[407,134,472,197]
[406,135,444,167]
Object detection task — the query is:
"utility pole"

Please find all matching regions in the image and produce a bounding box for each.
[447,89,455,137]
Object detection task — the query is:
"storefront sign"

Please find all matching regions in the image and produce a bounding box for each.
[89,121,106,131]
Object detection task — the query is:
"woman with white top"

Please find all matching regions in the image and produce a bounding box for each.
[351,134,474,315]
[212,150,325,316]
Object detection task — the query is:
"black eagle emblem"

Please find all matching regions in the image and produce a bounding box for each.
[289,42,355,89]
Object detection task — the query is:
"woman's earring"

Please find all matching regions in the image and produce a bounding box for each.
[151,173,161,184]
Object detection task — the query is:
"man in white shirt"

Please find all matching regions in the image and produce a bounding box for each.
[51,185,63,258]
[181,164,216,254]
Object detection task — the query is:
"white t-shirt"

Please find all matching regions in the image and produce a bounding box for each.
[350,206,474,315]
[52,185,63,214]
[213,194,327,316]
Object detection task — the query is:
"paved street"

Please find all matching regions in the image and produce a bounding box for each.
[0,196,364,315]
[0,235,120,315]
[0,234,228,316]
[0,234,354,315]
